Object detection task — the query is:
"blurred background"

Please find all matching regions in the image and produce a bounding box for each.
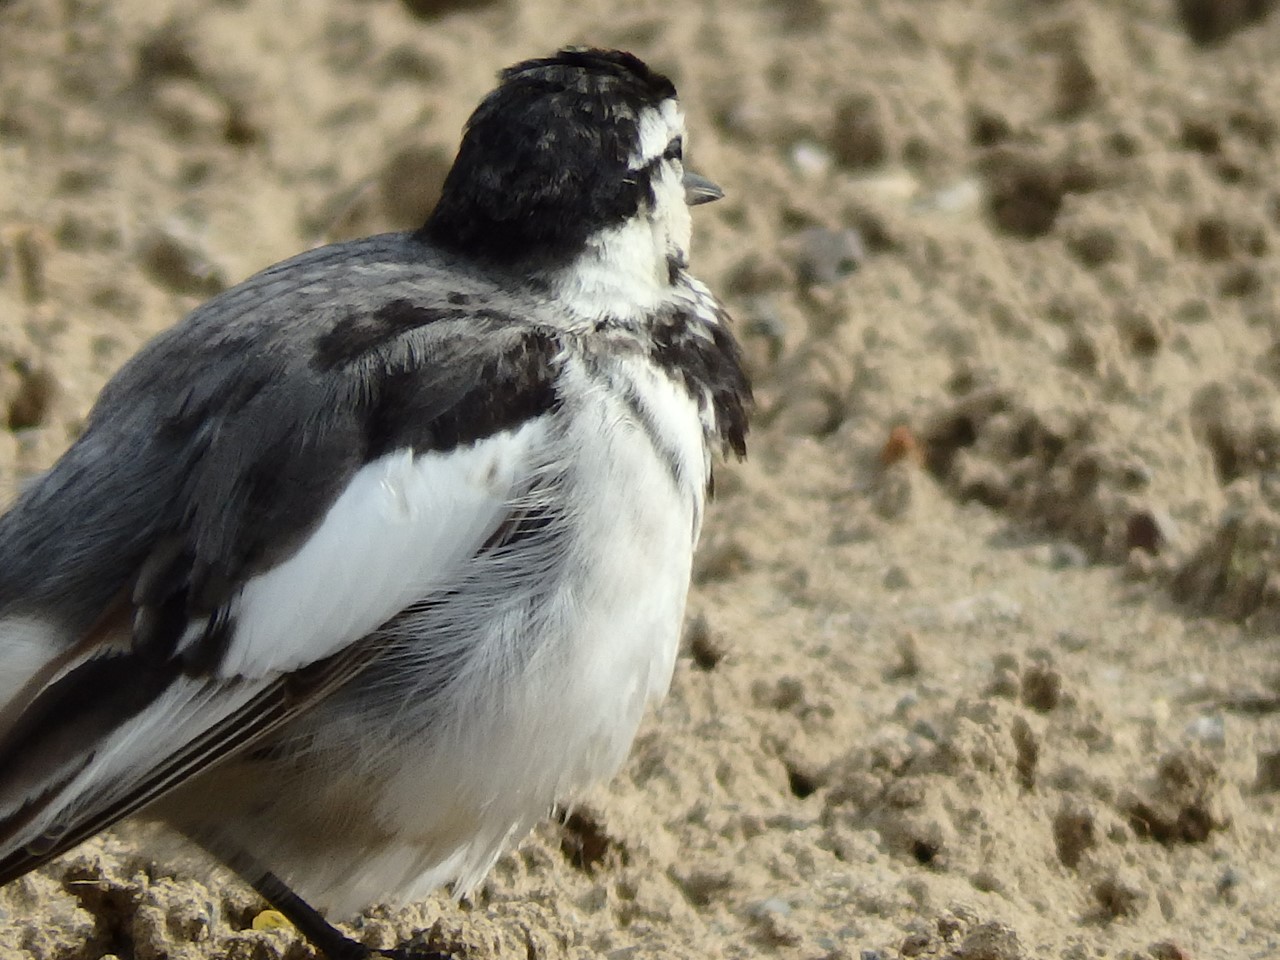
[2,1,1280,958]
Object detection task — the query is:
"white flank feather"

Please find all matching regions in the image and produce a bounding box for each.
[210,420,550,678]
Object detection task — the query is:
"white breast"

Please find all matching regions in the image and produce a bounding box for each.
[541,352,708,772]
[374,355,707,897]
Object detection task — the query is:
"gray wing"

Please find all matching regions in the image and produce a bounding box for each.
[0,232,563,882]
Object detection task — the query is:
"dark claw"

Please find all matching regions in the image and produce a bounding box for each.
[366,930,458,960]
[306,932,455,960]
[371,949,456,960]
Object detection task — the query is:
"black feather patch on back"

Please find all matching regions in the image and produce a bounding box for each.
[126,320,565,677]
[313,300,464,372]
[360,328,564,460]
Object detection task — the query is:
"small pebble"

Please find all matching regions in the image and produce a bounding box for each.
[983,152,1066,238]
[1184,713,1225,748]
[1055,629,1090,653]
[1254,749,1280,792]
[955,921,1021,959]
[1126,509,1178,554]
[987,667,1021,700]
[1216,866,1242,899]
[910,719,940,743]
[138,227,226,296]
[1049,542,1089,569]
[889,633,922,678]
[790,227,866,285]
[6,364,58,431]
[741,296,788,362]
[880,425,924,467]
[749,897,792,918]
[1093,873,1147,918]
[883,565,912,590]
[894,692,919,716]
[1021,664,1064,712]
[830,93,888,169]
[150,78,228,141]
[1148,941,1191,960]
[684,613,726,671]
[914,178,983,215]
[11,225,50,304]
[251,909,292,932]
[1055,48,1099,118]
[790,141,833,177]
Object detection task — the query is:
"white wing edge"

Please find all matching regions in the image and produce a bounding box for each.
[207,417,552,678]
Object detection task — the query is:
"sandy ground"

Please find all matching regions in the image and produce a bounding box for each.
[2,0,1280,957]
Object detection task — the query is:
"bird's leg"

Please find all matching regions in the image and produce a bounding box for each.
[242,863,453,960]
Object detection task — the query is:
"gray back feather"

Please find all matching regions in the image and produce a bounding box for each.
[0,233,556,643]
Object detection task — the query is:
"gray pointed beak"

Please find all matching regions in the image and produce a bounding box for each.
[683,171,724,206]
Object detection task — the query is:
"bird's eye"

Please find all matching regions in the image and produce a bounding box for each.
[662,137,683,162]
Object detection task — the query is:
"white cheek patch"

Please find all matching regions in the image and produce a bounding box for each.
[651,165,692,257]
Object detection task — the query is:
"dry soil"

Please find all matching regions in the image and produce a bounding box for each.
[2,1,1280,958]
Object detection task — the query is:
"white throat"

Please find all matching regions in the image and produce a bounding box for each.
[548,151,693,322]
[548,218,675,321]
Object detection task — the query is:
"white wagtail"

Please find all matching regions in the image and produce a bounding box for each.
[0,48,749,959]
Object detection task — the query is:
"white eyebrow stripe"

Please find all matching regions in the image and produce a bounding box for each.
[631,99,683,169]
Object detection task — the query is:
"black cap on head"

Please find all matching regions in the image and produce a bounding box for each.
[421,48,679,265]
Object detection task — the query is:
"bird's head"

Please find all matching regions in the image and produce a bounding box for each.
[421,48,721,314]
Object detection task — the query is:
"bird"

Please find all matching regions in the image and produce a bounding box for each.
[0,47,750,960]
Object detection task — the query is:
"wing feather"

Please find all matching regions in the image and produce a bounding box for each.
[0,630,393,885]
[0,234,565,885]
[213,424,549,677]
[0,423,551,878]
